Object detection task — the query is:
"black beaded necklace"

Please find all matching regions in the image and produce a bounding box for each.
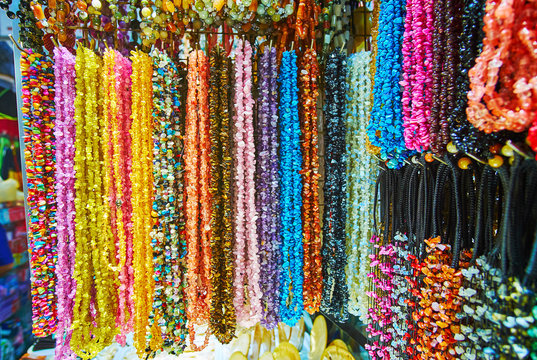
[321,51,349,321]
[448,0,523,155]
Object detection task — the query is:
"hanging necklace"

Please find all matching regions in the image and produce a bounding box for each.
[71,47,118,359]
[299,47,322,315]
[278,49,304,326]
[148,48,188,353]
[467,0,537,133]
[321,51,348,322]
[401,0,433,152]
[232,39,263,327]
[185,49,212,351]
[256,45,281,329]
[21,49,58,338]
[368,0,412,167]
[208,46,236,344]
[102,48,134,346]
[130,50,157,357]
[345,51,376,321]
[52,46,76,359]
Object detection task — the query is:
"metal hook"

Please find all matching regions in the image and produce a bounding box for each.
[432,155,448,166]
[506,140,531,159]
[9,34,28,55]
[411,156,424,167]
[465,152,487,165]
[372,153,384,163]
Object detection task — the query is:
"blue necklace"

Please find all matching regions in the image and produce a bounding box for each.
[278,50,304,326]
[368,0,413,168]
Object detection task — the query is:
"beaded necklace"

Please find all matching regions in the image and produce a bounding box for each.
[278,49,304,327]
[52,46,76,359]
[115,51,134,341]
[401,0,433,152]
[185,49,211,350]
[208,47,236,344]
[299,48,322,315]
[256,46,281,329]
[232,39,263,327]
[366,0,381,155]
[148,48,188,353]
[130,50,156,357]
[71,47,118,359]
[344,51,376,321]
[21,50,57,338]
[448,0,509,155]
[436,0,461,155]
[368,0,411,167]
[321,51,348,322]
[103,49,132,345]
[467,0,537,133]
[92,47,119,350]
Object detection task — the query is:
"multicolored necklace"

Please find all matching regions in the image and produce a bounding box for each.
[21,49,58,338]
[148,48,188,353]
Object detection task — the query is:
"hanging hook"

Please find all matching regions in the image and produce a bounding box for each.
[432,155,448,165]
[51,36,59,48]
[340,41,346,54]
[506,140,531,159]
[9,34,28,55]
[411,156,424,167]
[465,152,487,165]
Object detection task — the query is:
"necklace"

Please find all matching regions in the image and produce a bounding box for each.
[52,46,76,359]
[401,0,433,152]
[368,0,411,167]
[130,50,156,357]
[467,0,537,133]
[21,49,58,338]
[185,49,211,351]
[299,47,322,315]
[321,51,348,321]
[278,49,304,326]
[345,51,376,321]
[71,47,118,359]
[232,39,263,327]
[208,46,236,343]
[256,45,281,329]
[148,48,188,353]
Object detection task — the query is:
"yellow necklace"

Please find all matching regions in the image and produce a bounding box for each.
[71,46,118,359]
[130,50,157,357]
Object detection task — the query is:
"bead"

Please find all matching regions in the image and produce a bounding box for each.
[501,144,514,157]
[141,7,151,17]
[424,153,434,162]
[447,142,458,153]
[489,143,502,154]
[488,155,504,168]
[458,157,472,170]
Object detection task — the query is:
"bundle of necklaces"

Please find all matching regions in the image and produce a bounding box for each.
[10,0,537,356]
